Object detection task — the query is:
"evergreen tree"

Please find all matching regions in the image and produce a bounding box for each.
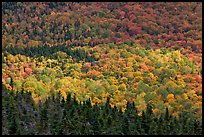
[148,120,158,135]
[194,120,202,135]
[6,94,21,135]
[50,112,59,135]
[141,111,149,134]
[122,116,129,135]
[39,101,48,130]
[165,107,169,121]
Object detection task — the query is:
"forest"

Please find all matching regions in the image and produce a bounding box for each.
[2,2,202,135]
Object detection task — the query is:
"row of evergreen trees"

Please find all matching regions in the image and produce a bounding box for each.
[2,85,202,135]
[3,43,97,63]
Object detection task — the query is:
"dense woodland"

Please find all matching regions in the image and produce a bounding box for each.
[2,88,202,135]
[2,2,202,135]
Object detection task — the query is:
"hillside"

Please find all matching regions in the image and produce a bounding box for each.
[2,2,202,135]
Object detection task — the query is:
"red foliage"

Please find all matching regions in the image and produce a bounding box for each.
[84,62,91,68]
[23,72,28,78]
[188,54,194,61]
[101,54,110,58]
[25,68,33,75]
[9,65,15,71]
[119,11,125,17]
[2,75,9,79]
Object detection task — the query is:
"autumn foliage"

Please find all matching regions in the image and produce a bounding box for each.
[2,2,202,135]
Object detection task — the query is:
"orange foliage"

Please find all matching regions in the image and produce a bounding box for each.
[87,70,102,77]
[166,94,175,102]
[92,97,101,105]
[195,84,202,94]
[195,75,202,83]
[141,63,149,71]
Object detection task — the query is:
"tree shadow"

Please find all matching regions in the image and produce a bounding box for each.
[2,43,97,63]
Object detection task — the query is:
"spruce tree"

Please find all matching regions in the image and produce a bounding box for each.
[141,111,149,134]
[39,102,48,130]
[194,119,202,135]
[148,120,158,135]
[122,116,129,135]
[164,107,169,121]
[50,112,59,135]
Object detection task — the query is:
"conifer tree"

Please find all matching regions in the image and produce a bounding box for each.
[122,116,129,135]
[165,107,169,121]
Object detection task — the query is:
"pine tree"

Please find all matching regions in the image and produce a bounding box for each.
[8,115,21,135]
[39,102,48,130]
[7,94,21,135]
[194,119,202,135]
[148,120,158,135]
[50,112,59,135]
[146,104,153,116]
[122,116,129,135]
[164,107,169,121]
[93,118,100,135]
[141,110,150,134]
[61,96,65,108]
[157,113,164,135]
[135,117,144,135]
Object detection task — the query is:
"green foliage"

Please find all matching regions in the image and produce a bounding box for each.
[23,81,37,92]
[6,77,11,84]
[13,80,23,92]
[144,93,156,103]
[136,80,152,94]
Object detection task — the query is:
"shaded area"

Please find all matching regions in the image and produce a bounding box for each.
[2,44,97,63]
[2,86,202,135]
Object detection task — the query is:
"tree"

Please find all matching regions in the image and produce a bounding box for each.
[166,94,175,103]
[23,80,37,93]
[122,116,129,135]
[39,101,48,131]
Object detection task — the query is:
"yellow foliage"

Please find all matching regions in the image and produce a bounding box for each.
[110,97,114,102]
[95,53,100,59]
[153,108,160,117]
[5,84,12,91]
[191,94,198,102]
[119,83,127,91]
[121,107,126,112]
[175,95,182,101]
[114,90,120,95]
[125,72,134,79]
[149,73,157,81]
[172,112,179,118]
[182,93,188,100]
[127,61,133,67]
[177,105,183,111]
[195,101,202,107]
[166,94,175,102]
[110,103,115,108]
[198,96,202,101]
[121,99,127,106]
[92,97,101,104]
[138,111,142,116]
[61,91,67,100]
[108,76,115,83]
[139,92,146,97]
[102,97,107,103]
[135,97,147,112]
